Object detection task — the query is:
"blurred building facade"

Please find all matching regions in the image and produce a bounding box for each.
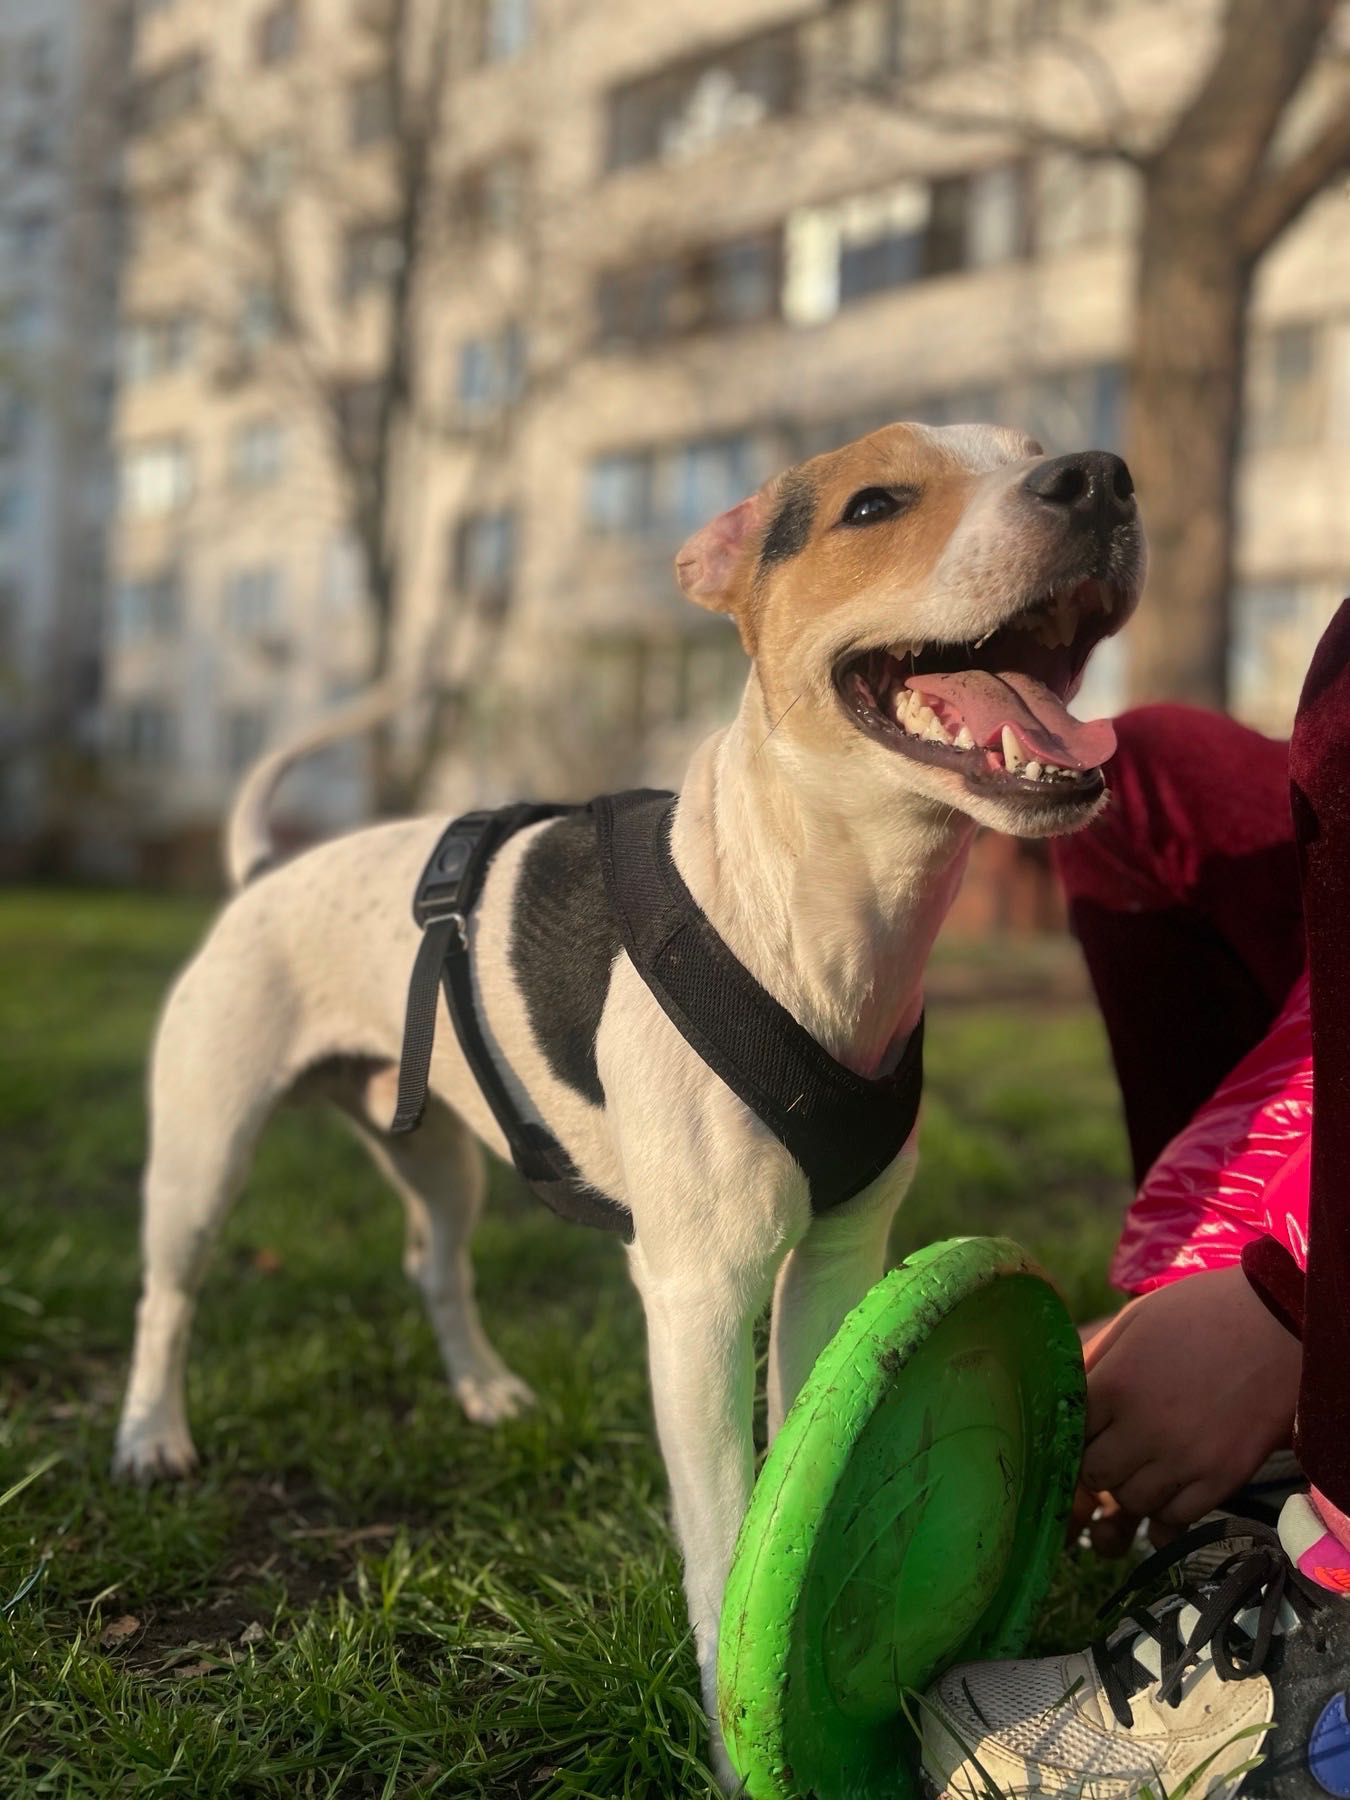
[0,0,125,867]
[96,0,1350,869]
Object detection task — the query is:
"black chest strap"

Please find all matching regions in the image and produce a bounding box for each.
[595,790,924,1212]
[391,804,634,1240]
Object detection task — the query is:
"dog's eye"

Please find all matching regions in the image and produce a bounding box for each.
[839,487,912,527]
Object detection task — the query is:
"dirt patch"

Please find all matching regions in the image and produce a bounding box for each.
[111,1476,432,1670]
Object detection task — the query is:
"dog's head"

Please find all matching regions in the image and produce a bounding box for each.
[675,421,1146,837]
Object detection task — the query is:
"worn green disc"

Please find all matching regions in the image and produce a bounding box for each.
[718,1237,1085,1800]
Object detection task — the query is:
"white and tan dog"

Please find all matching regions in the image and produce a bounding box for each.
[115,421,1144,1777]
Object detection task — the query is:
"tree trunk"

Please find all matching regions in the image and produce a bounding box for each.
[1124,170,1250,708]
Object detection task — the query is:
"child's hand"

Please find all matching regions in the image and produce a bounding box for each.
[1076,1266,1300,1554]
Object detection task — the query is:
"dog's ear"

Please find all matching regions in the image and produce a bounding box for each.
[675,495,764,625]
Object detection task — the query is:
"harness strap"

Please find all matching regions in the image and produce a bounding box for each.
[595,790,924,1211]
[393,805,634,1240]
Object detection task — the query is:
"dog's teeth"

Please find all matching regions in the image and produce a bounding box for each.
[1001,725,1024,772]
[892,689,910,724]
[924,714,952,745]
[1024,760,1043,781]
[955,725,975,750]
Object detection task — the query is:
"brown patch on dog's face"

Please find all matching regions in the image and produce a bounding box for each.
[744,425,984,699]
[673,419,1147,837]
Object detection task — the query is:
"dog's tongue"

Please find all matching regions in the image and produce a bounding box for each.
[904,670,1116,770]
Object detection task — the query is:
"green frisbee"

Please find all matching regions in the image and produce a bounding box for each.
[718,1237,1085,1800]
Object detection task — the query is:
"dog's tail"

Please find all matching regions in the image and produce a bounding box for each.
[224,678,406,889]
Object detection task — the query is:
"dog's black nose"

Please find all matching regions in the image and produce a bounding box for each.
[1023,451,1135,531]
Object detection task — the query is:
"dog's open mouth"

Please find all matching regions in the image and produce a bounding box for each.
[834,577,1123,804]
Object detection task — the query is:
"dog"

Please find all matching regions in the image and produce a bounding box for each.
[114,421,1145,1781]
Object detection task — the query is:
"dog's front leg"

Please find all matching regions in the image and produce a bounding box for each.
[628,1246,765,1788]
[766,1167,910,1441]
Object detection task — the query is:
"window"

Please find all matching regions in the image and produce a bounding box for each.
[459,149,531,233]
[1230,580,1335,732]
[453,510,517,608]
[11,212,52,260]
[1247,324,1324,452]
[456,324,525,418]
[19,28,58,91]
[122,439,193,517]
[1036,154,1139,253]
[1020,363,1123,452]
[672,437,755,533]
[238,139,294,214]
[237,283,281,352]
[223,564,282,636]
[925,166,1029,276]
[119,702,176,765]
[342,222,402,302]
[597,262,679,347]
[334,379,383,461]
[606,28,797,171]
[221,706,269,772]
[587,453,654,535]
[114,569,181,641]
[585,630,746,737]
[838,182,930,304]
[708,236,778,325]
[257,0,299,64]
[0,389,26,455]
[229,418,286,488]
[585,434,760,539]
[3,293,44,348]
[896,0,999,72]
[964,164,1028,267]
[478,0,532,63]
[597,233,780,347]
[0,578,20,662]
[918,385,1004,428]
[785,167,1027,323]
[121,312,197,382]
[785,181,927,323]
[349,71,394,147]
[135,52,205,132]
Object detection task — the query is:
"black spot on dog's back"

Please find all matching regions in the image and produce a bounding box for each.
[510,813,620,1107]
[758,475,816,572]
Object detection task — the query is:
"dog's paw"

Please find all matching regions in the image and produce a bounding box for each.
[453,1369,536,1425]
[112,1426,199,1483]
[706,1730,742,1795]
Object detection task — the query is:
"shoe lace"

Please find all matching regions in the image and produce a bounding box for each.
[1089,1517,1327,1730]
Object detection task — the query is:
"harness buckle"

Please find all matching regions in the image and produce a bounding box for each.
[415,893,468,949]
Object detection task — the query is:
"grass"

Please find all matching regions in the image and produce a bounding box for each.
[1,887,1135,1797]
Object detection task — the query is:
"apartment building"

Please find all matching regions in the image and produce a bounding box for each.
[0,0,125,863]
[102,0,1350,856]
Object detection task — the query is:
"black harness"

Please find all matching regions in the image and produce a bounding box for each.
[392,790,924,1243]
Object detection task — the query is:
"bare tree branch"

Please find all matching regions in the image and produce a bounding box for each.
[1240,82,1350,258]
[847,78,1149,168]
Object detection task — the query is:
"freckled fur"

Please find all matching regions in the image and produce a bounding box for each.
[115,419,1145,1793]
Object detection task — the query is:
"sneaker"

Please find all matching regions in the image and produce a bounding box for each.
[921,1513,1350,1798]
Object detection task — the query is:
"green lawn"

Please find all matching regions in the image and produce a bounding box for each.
[1,888,1133,1797]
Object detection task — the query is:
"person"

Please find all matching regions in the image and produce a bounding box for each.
[921,602,1350,1798]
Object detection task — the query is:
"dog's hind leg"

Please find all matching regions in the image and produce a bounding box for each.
[344,1067,535,1425]
[114,963,287,1481]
